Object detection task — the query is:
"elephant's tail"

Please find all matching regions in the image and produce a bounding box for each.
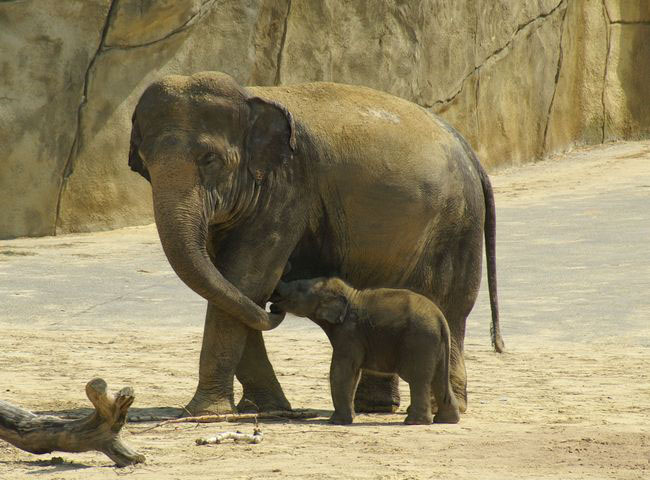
[422,111,504,352]
[479,166,505,353]
[439,312,455,405]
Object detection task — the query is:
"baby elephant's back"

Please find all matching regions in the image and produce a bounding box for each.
[368,288,447,331]
[361,288,449,372]
[398,290,449,348]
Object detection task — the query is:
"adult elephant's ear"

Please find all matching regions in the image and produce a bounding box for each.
[246,97,296,184]
[128,111,150,182]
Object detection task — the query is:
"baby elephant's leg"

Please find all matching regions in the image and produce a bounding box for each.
[329,352,362,425]
[404,373,434,425]
[431,360,461,424]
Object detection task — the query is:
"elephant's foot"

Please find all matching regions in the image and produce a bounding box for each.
[449,349,468,413]
[354,372,400,413]
[428,395,466,413]
[236,387,292,413]
[456,394,467,414]
[184,389,236,416]
[329,411,354,425]
[235,331,292,413]
[404,412,433,425]
[433,407,460,424]
[450,381,467,414]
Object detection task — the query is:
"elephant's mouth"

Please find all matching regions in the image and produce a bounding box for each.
[269,288,284,304]
[269,303,285,315]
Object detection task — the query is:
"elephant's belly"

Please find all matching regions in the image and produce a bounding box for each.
[288,165,482,302]
[289,205,463,291]
[338,194,461,288]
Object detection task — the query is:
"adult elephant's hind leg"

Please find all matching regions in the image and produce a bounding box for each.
[448,338,468,413]
[236,330,291,412]
[354,371,400,413]
[443,232,484,414]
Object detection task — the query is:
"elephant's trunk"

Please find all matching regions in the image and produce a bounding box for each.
[151,176,284,331]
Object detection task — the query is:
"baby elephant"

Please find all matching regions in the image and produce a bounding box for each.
[271,277,460,425]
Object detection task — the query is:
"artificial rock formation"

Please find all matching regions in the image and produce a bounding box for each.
[0,0,648,238]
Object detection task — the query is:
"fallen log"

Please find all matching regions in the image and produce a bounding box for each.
[0,378,145,467]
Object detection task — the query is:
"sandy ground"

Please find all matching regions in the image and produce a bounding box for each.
[1,141,649,479]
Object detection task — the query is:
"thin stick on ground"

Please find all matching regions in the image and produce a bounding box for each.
[135,409,320,434]
[0,378,145,467]
[196,426,264,445]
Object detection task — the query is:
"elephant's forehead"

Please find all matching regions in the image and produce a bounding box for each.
[138,89,243,136]
[143,72,244,102]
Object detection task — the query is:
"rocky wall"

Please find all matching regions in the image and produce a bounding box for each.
[1,0,648,239]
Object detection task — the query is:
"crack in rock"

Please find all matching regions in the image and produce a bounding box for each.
[103,0,218,50]
[54,0,119,235]
[475,68,480,141]
[601,0,612,142]
[53,0,220,235]
[474,2,480,139]
[543,3,568,153]
[274,0,292,86]
[426,0,566,110]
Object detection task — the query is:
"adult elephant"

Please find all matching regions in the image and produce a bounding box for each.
[128,71,504,416]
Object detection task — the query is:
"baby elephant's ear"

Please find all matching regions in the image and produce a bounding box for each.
[315,295,349,324]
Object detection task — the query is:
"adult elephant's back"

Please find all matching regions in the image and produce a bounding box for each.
[251,83,489,261]
[250,82,462,177]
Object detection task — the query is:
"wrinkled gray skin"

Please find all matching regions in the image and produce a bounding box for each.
[128,71,503,415]
[272,277,461,425]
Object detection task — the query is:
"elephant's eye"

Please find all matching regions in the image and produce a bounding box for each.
[198,152,221,166]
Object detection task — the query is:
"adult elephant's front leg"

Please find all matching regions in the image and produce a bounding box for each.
[186,304,290,415]
[185,230,296,415]
[186,304,252,414]
[235,328,291,412]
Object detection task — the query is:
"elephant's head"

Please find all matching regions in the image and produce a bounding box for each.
[272,278,350,325]
[128,72,296,330]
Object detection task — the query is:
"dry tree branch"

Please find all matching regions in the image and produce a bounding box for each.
[135,409,320,434]
[0,378,145,467]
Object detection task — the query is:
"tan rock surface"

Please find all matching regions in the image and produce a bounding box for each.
[544,0,608,152]
[475,2,565,169]
[603,23,650,141]
[56,0,284,233]
[604,0,650,22]
[0,0,110,239]
[475,0,562,63]
[104,0,206,48]
[1,0,649,238]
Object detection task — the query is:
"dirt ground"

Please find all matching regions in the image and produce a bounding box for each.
[1,141,649,479]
